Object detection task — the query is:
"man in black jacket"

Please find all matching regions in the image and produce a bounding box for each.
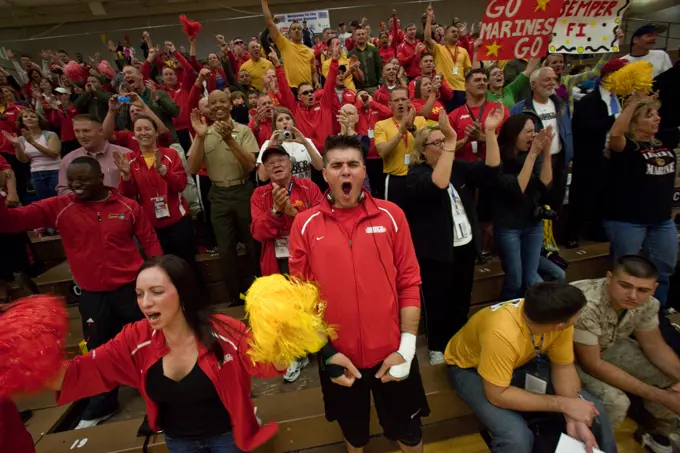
[567,59,628,247]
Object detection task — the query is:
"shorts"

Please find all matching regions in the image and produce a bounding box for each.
[319,356,430,448]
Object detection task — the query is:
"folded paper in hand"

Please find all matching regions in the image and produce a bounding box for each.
[555,433,604,453]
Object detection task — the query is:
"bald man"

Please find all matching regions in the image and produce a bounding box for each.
[188,90,260,304]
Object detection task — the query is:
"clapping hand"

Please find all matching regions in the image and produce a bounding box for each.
[154,149,167,176]
[464,122,483,141]
[398,107,416,135]
[190,109,208,138]
[484,101,505,132]
[271,182,290,212]
[214,120,234,142]
[113,150,131,178]
[1,130,20,146]
[529,128,550,158]
[164,41,176,53]
[144,80,157,101]
[438,109,457,147]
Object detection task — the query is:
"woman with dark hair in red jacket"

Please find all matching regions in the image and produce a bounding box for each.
[48,255,285,453]
[113,115,197,274]
[410,76,446,121]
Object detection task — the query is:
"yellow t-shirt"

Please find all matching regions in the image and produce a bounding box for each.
[240,57,275,91]
[374,116,428,177]
[322,56,356,92]
[444,299,575,387]
[431,43,472,92]
[274,33,315,88]
[143,154,155,169]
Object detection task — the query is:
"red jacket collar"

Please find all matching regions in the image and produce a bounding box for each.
[318,189,380,217]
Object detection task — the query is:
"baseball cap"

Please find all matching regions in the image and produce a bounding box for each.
[261,144,289,163]
[631,23,668,43]
[54,87,70,94]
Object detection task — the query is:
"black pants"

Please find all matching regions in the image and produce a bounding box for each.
[2,152,29,202]
[385,174,407,209]
[366,158,384,199]
[319,357,429,448]
[78,281,142,420]
[156,216,198,274]
[420,241,476,352]
[196,174,217,249]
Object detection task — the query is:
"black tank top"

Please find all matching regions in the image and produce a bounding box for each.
[146,359,232,440]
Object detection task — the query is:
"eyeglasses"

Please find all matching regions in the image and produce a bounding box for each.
[234,40,244,45]
[299,90,314,96]
[425,139,445,147]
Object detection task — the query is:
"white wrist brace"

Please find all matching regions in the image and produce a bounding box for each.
[389,333,417,378]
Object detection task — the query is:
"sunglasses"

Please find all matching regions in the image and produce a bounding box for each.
[234,40,244,45]
[299,90,314,96]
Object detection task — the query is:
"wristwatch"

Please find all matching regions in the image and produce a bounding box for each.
[271,207,283,216]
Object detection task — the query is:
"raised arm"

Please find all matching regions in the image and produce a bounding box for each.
[260,0,281,43]
[609,94,646,152]
[423,5,435,51]
[431,110,457,189]
[484,101,504,168]
[187,109,208,174]
[268,51,296,110]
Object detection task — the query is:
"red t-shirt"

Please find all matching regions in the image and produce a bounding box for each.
[448,101,509,162]
[411,98,446,121]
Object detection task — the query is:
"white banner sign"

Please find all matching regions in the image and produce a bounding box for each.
[550,0,630,54]
[275,10,331,34]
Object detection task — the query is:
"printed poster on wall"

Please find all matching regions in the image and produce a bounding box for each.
[275,10,331,34]
[477,0,565,61]
[550,0,630,54]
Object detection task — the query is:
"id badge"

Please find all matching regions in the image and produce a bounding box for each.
[471,141,479,154]
[453,215,471,237]
[152,196,170,219]
[368,129,374,139]
[452,66,459,75]
[275,236,290,259]
[404,154,410,165]
[525,373,547,394]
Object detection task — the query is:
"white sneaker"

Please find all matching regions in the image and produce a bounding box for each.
[428,350,445,366]
[641,433,673,453]
[283,356,310,383]
[74,411,115,430]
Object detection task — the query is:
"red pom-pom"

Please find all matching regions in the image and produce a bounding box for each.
[179,14,202,40]
[97,60,116,80]
[0,296,68,398]
[63,61,88,86]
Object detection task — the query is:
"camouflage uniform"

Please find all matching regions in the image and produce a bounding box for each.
[572,278,677,435]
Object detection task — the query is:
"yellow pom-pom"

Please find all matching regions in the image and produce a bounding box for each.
[601,60,654,98]
[244,275,334,365]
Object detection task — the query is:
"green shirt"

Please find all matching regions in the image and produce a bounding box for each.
[486,73,529,109]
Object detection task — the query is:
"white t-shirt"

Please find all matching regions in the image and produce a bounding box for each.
[20,131,61,172]
[448,184,473,247]
[257,139,319,180]
[533,99,562,156]
[622,50,672,78]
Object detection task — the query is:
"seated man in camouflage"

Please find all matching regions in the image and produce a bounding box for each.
[572,255,680,450]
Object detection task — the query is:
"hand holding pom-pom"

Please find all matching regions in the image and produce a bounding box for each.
[0,296,68,398]
[245,275,335,366]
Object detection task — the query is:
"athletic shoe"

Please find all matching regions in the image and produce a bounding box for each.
[428,350,445,366]
[283,356,310,383]
[640,432,672,453]
[74,412,116,430]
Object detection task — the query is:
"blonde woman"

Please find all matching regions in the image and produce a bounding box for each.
[404,104,504,365]
[603,93,680,307]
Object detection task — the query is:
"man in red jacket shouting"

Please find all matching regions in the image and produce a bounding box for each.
[0,156,162,429]
[289,135,428,453]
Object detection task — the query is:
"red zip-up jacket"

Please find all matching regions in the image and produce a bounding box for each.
[250,177,323,276]
[0,189,162,291]
[248,118,273,148]
[56,315,282,452]
[149,51,198,133]
[354,98,392,159]
[397,39,424,79]
[118,147,189,230]
[289,191,421,369]
[46,104,78,142]
[0,103,25,155]
[275,61,339,152]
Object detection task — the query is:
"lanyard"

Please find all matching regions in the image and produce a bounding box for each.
[465,102,486,123]
[529,331,545,363]
[446,45,459,69]
[392,118,408,148]
[287,180,294,197]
